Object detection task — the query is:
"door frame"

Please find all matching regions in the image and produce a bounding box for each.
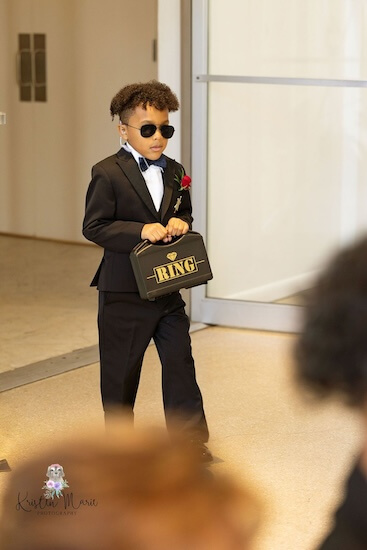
[190,0,304,333]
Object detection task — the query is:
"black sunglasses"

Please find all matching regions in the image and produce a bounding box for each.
[121,122,175,139]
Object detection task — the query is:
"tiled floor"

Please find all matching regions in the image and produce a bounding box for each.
[0,235,362,550]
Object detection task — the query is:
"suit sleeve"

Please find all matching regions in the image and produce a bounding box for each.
[82,164,144,253]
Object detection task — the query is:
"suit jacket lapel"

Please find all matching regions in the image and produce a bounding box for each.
[160,158,175,222]
[115,149,159,219]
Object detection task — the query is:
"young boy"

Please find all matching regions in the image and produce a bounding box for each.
[83,81,211,461]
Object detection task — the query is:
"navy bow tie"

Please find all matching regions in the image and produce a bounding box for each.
[139,156,167,172]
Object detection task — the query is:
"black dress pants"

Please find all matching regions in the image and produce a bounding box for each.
[98,290,209,442]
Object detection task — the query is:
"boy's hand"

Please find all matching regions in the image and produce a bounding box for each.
[163,218,189,242]
[141,223,168,243]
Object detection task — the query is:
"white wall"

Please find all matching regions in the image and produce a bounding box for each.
[0,0,159,242]
[72,0,158,242]
[0,0,182,243]
[0,0,75,238]
[157,0,181,162]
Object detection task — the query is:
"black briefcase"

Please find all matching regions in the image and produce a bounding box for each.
[130,231,213,300]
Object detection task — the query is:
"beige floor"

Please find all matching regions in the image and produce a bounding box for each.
[0,235,101,373]
[0,235,362,550]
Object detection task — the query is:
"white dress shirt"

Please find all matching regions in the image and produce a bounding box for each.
[123,142,164,212]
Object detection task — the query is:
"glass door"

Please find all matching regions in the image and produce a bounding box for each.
[191,0,367,332]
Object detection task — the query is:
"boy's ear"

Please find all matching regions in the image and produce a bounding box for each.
[118,124,127,138]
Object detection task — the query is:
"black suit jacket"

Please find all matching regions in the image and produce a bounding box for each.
[82,148,193,291]
[317,464,367,550]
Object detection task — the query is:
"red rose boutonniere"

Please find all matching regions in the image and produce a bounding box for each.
[175,169,192,191]
[173,170,191,213]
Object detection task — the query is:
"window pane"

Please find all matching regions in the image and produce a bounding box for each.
[206,82,367,302]
[209,0,367,79]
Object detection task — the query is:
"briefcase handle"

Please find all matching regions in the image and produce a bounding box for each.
[136,230,199,251]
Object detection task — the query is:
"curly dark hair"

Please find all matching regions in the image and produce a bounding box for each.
[294,236,367,406]
[110,80,179,122]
